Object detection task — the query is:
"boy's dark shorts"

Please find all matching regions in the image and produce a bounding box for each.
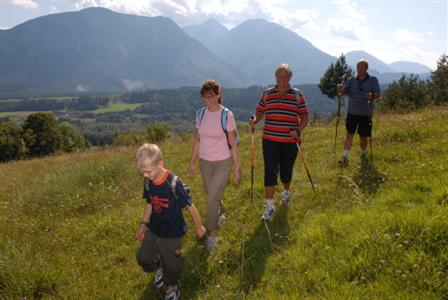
[346,113,372,137]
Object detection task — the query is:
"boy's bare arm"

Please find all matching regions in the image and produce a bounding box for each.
[186,204,206,239]
[142,203,152,222]
[135,203,152,241]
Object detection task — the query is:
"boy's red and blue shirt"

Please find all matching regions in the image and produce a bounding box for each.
[142,170,192,238]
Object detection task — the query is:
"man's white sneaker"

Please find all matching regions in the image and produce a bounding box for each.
[261,207,275,221]
[281,190,291,204]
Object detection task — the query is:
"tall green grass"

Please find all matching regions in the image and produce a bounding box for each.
[1,106,447,299]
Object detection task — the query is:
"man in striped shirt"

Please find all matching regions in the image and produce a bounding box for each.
[249,64,309,220]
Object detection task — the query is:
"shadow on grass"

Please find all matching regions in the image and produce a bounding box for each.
[139,239,209,300]
[353,155,387,195]
[240,204,290,295]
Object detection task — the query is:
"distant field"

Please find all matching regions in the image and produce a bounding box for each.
[0,110,53,117]
[94,102,143,113]
[0,102,141,117]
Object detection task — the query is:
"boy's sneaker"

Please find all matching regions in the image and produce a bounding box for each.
[153,268,163,289]
[218,214,226,227]
[261,207,275,221]
[338,156,349,167]
[164,284,180,300]
[207,236,217,251]
[280,190,291,204]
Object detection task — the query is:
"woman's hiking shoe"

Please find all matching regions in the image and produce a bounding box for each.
[261,207,275,221]
[207,236,217,251]
[280,190,291,204]
[164,284,180,300]
[218,214,226,227]
[153,268,163,289]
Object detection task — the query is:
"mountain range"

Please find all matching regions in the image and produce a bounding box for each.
[0,7,432,96]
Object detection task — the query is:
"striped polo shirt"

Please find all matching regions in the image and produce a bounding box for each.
[256,85,308,143]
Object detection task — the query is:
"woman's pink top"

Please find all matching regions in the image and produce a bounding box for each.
[196,105,236,161]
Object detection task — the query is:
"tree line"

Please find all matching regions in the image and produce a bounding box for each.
[0,113,86,162]
[0,96,110,112]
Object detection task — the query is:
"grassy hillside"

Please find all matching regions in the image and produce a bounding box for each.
[1,106,447,299]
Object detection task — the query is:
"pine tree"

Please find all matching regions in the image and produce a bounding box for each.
[319,54,353,99]
[429,54,448,105]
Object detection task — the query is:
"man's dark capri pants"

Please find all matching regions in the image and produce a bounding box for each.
[262,139,298,186]
[346,113,372,137]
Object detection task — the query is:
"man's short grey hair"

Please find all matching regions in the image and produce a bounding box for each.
[275,63,293,78]
[357,59,369,70]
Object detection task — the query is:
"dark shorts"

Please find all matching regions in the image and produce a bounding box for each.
[346,113,372,137]
[262,139,298,186]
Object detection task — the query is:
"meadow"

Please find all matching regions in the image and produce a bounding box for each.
[1,106,447,299]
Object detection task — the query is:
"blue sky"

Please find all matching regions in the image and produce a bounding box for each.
[1,0,446,69]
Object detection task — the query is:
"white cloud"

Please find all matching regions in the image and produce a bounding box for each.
[76,84,90,92]
[390,28,425,43]
[6,0,39,10]
[332,0,364,22]
[258,5,320,32]
[389,45,438,69]
[122,79,144,90]
[74,0,98,10]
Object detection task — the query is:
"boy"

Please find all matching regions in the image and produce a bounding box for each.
[135,143,206,300]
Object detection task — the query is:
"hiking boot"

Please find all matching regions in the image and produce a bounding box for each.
[207,236,217,251]
[153,268,163,289]
[338,156,349,167]
[218,214,226,227]
[280,190,291,204]
[261,206,275,221]
[164,283,180,300]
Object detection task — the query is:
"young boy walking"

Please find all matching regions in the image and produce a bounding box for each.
[135,143,206,300]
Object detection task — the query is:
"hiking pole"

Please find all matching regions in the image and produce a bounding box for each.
[296,142,316,192]
[334,94,342,159]
[368,92,374,163]
[335,76,347,160]
[291,130,316,192]
[250,116,255,201]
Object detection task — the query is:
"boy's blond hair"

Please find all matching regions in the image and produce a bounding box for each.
[136,143,163,169]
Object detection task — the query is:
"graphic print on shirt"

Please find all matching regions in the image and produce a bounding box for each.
[151,195,169,213]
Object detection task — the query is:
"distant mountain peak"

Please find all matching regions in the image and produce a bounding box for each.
[346,50,394,73]
[80,6,111,12]
[203,18,227,28]
[0,7,246,95]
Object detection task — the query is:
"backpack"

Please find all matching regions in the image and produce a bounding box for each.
[196,106,240,149]
[144,175,190,200]
[168,175,191,199]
